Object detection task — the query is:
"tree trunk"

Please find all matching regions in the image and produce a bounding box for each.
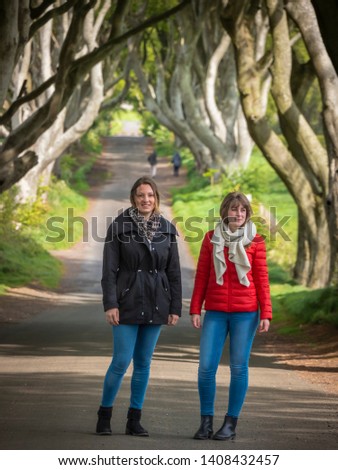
[220,0,332,287]
[205,33,230,142]
[130,43,212,171]
[0,1,20,108]
[16,2,110,202]
[286,0,338,284]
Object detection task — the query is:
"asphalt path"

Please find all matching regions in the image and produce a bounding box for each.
[0,137,337,451]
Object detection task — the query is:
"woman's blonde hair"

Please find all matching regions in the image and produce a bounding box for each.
[220,191,252,225]
[130,176,160,213]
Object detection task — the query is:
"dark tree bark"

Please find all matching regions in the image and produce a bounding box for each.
[310,0,338,74]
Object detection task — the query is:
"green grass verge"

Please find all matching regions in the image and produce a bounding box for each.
[0,229,63,290]
[0,180,88,291]
[0,147,97,293]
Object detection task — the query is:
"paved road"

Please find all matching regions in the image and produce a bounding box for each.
[0,137,337,451]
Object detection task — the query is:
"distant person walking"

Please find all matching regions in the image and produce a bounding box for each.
[144,137,157,177]
[172,151,182,176]
[147,150,157,177]
[190,191,272,441]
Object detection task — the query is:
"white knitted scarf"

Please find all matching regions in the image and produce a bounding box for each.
[211,220,257,287]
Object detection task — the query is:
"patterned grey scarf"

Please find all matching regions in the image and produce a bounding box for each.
[129,207,161,241]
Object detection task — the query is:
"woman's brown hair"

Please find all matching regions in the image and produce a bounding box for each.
[130,176,160,213]
[220,191,252,225]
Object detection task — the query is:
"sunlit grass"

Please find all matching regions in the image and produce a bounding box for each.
[0,165,90,292]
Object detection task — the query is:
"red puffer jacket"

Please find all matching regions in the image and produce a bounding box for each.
[190,230,272,320]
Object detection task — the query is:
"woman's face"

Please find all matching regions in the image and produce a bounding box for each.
[134,184,156,218]
[227,202,247,231]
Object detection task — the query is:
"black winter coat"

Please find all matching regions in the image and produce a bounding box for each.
[101,209,182,324]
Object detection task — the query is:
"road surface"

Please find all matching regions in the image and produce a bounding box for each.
[0,137,337,451]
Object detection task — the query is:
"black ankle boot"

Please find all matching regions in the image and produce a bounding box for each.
[96,406,112,435]
[125,408,149,437]
[193,415,213,439]
[213,415,237,440]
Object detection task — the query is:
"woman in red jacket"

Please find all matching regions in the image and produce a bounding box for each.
[190,191,272,441]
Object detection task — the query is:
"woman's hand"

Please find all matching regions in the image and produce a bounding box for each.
[191,314,201,329]
[258,319,270,333]
[168,314,179,326]
[105,308,120,326]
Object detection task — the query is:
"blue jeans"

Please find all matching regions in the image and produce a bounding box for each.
[101,324,162,409]
[198,310,259,417]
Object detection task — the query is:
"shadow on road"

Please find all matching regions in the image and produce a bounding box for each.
[0,136,337,450]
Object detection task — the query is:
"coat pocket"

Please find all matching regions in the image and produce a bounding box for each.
[117,272,138,303]
[159,273,171,300]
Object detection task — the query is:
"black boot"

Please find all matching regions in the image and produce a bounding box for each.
[213,415,237,440]
[96,406,112,435]
[193,415,213,440]
[125,408,149,437]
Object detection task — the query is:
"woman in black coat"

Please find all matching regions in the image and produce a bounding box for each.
[96,176,182,437]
